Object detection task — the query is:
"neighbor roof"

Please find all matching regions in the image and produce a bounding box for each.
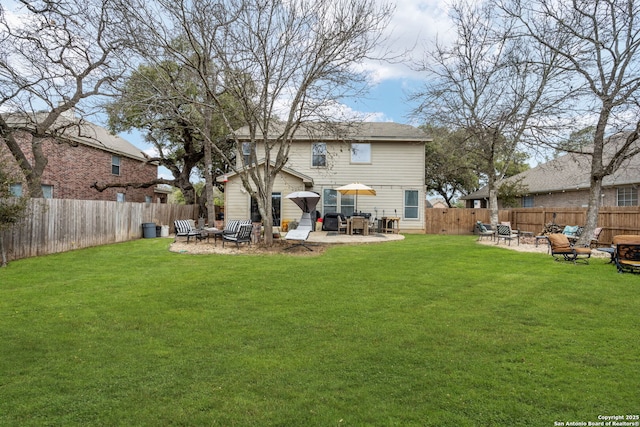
[3,112,148,162]
[462,132,640,199]
[232,121,431,143]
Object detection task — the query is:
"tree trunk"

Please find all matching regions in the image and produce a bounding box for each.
[0,235,7,267]
[579,177,602,246]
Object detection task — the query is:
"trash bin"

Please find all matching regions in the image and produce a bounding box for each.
[156,225,162,237]
[160,225,169,237]
[142,223,156,238]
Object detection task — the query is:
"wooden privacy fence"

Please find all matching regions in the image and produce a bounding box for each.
[425,207,640,245]
[1,199,198,262]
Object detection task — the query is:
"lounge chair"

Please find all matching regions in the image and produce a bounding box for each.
[174,219,203,243]
[496,224,519,245]
[475,221,495,241]
[612,235,640,274]
[547,233,591,264]
[222,223,253,248]
[285,212,315,250]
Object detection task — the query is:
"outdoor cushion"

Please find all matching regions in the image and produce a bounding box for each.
[562,225,580,237]
[548,233,591,264]
[612,235,640,273]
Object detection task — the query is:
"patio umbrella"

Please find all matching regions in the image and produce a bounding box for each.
[285,191,321,213]
[336,182,376,213]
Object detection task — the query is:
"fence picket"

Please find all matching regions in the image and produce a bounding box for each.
[1,199,198,262]
[425,206,640,244]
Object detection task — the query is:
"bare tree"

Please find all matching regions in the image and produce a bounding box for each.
[412,0,563,225]
[0,164,28,267]
[103,60,241,207]
[0,0,130,197]
[121,0,392,243]
[502,0,640,245]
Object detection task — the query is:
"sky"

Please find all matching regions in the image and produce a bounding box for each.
[4,0,455,178]
[117,0,456,179]
[341,0,454,124]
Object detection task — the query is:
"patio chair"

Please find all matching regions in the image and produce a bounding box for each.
[496,224,519,245]
[222,223,253,248]
[612,235,640,274]
[561,225,581,243]
[174,219,203,243]
[475,221,495,241]
[337,215,348,234]
[547,233,591,264]
[590,227,603,248]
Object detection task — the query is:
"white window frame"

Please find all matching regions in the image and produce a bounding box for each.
[404,190,419,220]
[323,189,337,214]
[242,142,251,165]
[117,192,125,202]
[312,142,327,167]
[350,143,371,164]
[617,186,638,206]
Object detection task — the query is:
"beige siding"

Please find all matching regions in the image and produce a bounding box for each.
[227,139,426,232]
[287,140,425,232]
[224,167,309,224]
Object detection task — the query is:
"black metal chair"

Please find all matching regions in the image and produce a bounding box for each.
[222,223,253,248]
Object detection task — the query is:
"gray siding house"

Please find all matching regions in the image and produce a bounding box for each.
[462,132,640,208]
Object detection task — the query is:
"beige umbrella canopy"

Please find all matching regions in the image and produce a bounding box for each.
[336,183,376,213]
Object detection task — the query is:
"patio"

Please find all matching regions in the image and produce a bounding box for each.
[169,230,404,255]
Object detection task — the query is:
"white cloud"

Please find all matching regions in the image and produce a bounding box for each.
[364,0,454,83]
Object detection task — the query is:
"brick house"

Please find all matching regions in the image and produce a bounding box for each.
[2,112,162,203]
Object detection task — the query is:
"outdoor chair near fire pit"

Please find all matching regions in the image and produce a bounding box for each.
[561,225,582,243]
[547,233,591,264]
[222,223,253,248]
[174,219,203,243]
[475,221,495,241]
[496,224,519,245]
[590,227,603,248]
[612,235,640,274]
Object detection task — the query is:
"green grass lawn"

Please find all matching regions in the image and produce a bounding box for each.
[1,235,638,426]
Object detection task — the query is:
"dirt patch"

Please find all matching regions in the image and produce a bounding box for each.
[476,237,609,258]
[169,238,329,256]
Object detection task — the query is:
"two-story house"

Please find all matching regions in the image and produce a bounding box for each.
[221,122,430,233]
[1,112,163,203]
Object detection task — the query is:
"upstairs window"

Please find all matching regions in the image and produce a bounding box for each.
[112,155,121,175]
[242,142,251,165]
[312,142,327,167]
[351,143,371,163]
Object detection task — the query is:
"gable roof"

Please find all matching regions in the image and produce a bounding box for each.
[3,112,148,162]
[218,160,314,186]
[233,121,431,143]
[462,132,640,199]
